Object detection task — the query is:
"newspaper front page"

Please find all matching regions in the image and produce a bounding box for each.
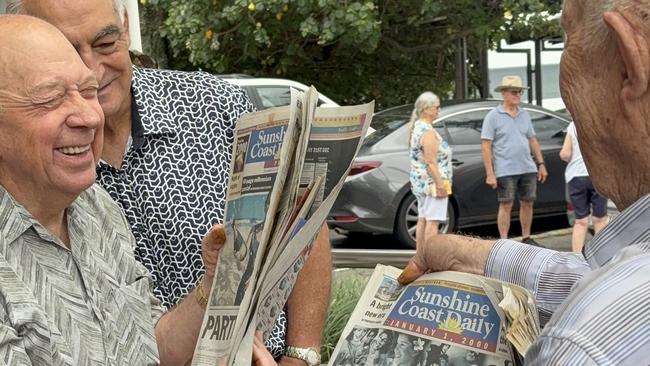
[192,87,375,365]
[252,104,374,332]
[192,97,301,365]
[231,102,375,365]
[329,265,540,366]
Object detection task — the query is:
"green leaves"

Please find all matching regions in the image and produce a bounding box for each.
[144,0,561,109]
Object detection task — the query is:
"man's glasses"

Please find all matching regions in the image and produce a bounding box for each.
[508,90,524,96]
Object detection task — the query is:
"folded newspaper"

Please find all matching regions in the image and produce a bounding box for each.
[192,87,374,365]
[329,265,540,366]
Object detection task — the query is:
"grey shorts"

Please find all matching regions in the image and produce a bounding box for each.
[497,173,537,202]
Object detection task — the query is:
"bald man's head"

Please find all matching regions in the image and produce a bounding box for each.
[0,14,104,207]
[8,0,135,119]
[0,15,83,89]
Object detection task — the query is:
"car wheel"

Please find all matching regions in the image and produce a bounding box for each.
[394,194,457,249]
[394,194,418,248]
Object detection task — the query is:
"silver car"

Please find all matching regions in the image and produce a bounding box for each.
[328,100,571,248]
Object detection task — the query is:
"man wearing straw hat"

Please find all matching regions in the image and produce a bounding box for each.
[480,75,548,245]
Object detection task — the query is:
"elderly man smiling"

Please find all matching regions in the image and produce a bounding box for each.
[0,15,222,365]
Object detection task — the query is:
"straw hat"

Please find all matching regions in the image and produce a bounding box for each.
[494,75,530,92]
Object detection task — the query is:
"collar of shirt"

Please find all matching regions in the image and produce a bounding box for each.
[131,66,183,137]
[129,92,146,152]
[97,67,181,169]
[0,185,88,250]
[584,193,650,268]
[496,104,521,117]
[0,186,34,246]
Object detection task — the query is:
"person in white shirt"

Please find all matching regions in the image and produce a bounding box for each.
[559,122,609,253]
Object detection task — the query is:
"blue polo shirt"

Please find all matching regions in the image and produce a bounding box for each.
[481,104,537,178]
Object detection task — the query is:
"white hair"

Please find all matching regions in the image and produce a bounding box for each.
[408,91,440,147]
[578,0,615,54]
[6,0,126,23]
[573,0,650,56]
[411,92,440,121]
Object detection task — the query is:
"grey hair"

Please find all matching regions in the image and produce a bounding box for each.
[408,91,440,147]
[578,0,615,54]
[574,0,650,58]
[6,0,126,23]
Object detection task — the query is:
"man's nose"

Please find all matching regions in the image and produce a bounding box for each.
[65,94,103,129]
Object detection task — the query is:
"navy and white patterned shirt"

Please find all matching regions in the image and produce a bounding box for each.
[485,193,650,365]
[96,66,286,356]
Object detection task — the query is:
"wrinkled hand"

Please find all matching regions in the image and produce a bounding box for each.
[538,165,548,183]
[201,224,226,280]
[397,235,493,285]
[252,331,277,366]
[485,174,497,189]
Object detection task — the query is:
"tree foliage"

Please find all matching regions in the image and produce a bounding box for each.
[140,0,562,109]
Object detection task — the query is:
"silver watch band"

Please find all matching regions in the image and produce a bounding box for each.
[285,346,321,366]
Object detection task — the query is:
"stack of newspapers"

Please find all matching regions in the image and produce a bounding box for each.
[191,87,374,365]
[329,265,541,366]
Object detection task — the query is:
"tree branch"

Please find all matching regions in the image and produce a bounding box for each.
[382,23,493,54]
[415,16,448,26]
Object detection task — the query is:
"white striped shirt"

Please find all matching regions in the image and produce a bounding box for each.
[485,194,650,365]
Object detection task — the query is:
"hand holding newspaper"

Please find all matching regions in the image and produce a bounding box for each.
[192,87,374,365]
[328,265,540,366]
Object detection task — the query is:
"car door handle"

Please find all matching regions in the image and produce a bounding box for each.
[452,159,464,166]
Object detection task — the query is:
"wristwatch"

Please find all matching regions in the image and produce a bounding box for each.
[285,346,321,366]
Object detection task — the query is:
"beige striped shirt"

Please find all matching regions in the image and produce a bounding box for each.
[0,184,163,365]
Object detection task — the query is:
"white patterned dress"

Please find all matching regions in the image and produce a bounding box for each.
[409,119,453,198]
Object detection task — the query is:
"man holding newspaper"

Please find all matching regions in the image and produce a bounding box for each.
[0,15,227,365]
[399,0,650,364]
[6,0,335,363]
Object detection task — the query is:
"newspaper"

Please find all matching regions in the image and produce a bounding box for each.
[232,104,374,365]
[329,265,540,366]
[192,87,374,365]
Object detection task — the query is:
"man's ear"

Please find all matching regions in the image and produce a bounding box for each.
[604,11,650,101]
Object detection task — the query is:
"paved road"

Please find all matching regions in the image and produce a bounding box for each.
[329,205,627,268]
[330,216,578,268]
[330,216,573,250]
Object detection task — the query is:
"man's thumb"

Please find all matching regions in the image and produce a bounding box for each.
[397,258,425,285]
[203,224,226,247]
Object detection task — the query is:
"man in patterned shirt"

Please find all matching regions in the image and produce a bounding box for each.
[7,0,332,362]
[398,0,650,364]
[0,15,225,365]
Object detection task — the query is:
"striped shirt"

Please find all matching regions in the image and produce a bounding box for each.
[486,193,650,365]
[0,184,163,365]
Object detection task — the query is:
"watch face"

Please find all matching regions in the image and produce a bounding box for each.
[306,350,320,365]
